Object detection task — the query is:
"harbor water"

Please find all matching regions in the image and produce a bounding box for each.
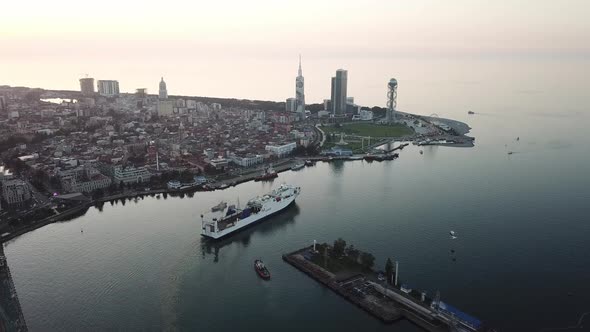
[3,58,590,331]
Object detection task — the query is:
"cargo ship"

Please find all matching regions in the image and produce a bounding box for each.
[201,184,301,239]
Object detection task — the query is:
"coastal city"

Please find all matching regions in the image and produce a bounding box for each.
[0,59,474,242]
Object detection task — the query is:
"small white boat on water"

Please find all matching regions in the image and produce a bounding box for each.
[291,163,305,171]
[450,230,457,239]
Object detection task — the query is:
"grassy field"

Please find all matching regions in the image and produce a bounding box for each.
[322,123,413,138]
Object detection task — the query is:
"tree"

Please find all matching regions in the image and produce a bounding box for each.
[345,244,360,263]
[360,252,375,270]
[331,238,346,259]
[385,258,394,282]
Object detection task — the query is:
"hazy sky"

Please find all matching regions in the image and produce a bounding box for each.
[1,0,588,103]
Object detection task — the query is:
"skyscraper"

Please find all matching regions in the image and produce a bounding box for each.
[159,77,168,100]
[79,77,95,96]
[295,55,305,114]
[331,69,347,115]
[97,80,120,97]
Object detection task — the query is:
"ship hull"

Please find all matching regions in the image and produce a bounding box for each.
[201,195,297,240]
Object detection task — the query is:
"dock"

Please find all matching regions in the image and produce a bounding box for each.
[283,246,494,332]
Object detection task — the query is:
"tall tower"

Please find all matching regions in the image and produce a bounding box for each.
[331,69,348,116]
[386,78,398,123]
[295,55,305,115]
[159,77,168,100]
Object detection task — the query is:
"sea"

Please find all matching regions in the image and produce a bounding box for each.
[2,56,590,332]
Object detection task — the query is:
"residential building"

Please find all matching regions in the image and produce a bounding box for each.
[79,77,95,96]
[331,69,348,115]
[157,100,175,117]
[265,142,296,158]
[97,80,120,97]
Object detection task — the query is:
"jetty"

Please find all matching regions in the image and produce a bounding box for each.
[283,244,495,332]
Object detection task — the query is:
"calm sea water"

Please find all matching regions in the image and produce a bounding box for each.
[3,58,590,332]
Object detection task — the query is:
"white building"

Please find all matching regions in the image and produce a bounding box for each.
[113,165,151,184]
[1,178,31,206]
[97,80,120,97]
[265,142,297,158]
[230,154,264,167]
[157,100,175,117]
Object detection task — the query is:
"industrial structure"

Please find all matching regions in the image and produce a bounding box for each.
[385,78,398,123]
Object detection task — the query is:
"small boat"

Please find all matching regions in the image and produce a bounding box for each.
[304,160,315,166]
[450,230,457,239]
[254,259,271,280]
[255,165,278,181]
[516,137,520,141]
[219,183,229,189]
[507,151,514,155]
[419,150,424,155]
[468,111,475,115]
[211,201,227,212]
[291,163,305,171]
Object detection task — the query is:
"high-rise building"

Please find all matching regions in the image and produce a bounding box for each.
[97,80,120,97]
[295,55,305,114]
[331,69,348,115]
[159,77,168,100]
[285,98,297,112]
[79,77,95,96]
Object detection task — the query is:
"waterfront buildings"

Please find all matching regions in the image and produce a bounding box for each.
[79,77,95,96]
[58,166,112,193]
[1,177,31,207]
[265,142,296,158]
[112,165,151,184]
[97,80,120,97]
[159,77,168,100]
[230,154,264,167]
[331,69,348,116]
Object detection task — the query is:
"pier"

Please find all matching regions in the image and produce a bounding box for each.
[283,245,494,332]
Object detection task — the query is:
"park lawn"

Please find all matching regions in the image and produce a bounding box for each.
[322,123,413,138]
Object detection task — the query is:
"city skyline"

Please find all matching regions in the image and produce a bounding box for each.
[1,0,588,108]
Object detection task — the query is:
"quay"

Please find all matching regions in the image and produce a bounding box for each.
[283,246,495,332]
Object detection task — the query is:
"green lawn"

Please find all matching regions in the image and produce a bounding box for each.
[322,123,413,138]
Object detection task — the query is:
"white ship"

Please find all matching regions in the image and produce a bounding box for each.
[201,184,301,239]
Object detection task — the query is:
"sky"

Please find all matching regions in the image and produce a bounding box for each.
[1,0,589,103]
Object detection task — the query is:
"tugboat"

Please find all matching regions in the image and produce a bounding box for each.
[254,259,271,280]
[468,110,475,115]
[254,165,278,181]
